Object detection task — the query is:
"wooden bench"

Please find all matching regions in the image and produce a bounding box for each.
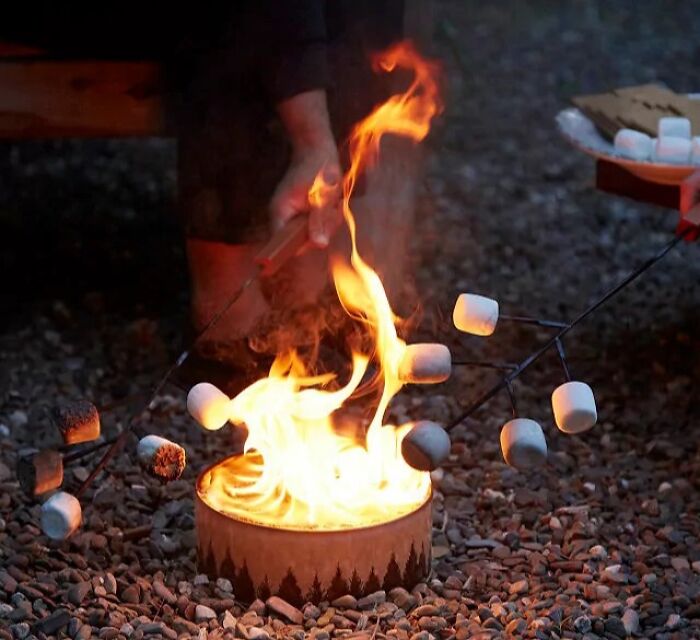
[0,42,165,139]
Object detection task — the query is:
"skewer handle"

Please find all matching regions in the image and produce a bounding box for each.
[255,216,308,276]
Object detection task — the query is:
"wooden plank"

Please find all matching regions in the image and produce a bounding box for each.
[0,60,165,138]
[595,159,680,210]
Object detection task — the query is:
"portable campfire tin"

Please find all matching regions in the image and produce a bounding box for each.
[196,455,432,606]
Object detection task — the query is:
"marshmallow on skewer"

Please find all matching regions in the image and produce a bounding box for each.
[137,435,186,481]
[52,400,100,445]
[187,382,231,430]
[551,381,597,434]
[453,293,499,336]
[658,117,691,140]
[398,344,451,384]
[41,491,82,540]
[614,129,652,161]
[500,418,547,470]
[401,421,451,471]
[17,449,64,497]
[653,136,691,164]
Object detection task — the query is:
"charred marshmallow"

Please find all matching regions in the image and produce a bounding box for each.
[187,382,231,431]
[137,435,187,481]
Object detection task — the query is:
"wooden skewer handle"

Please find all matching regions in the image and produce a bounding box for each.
[254,216,308,276]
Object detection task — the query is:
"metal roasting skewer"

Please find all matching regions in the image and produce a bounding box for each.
[446,225,693,431]
[75,218,309,498]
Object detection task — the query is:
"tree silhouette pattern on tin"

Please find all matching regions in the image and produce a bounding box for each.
[306,573,324,604]
[257,575,272,601]
[198,540,216,576]
[234,562,256,602]
[418,546,428,576]
[325,565,349,602]
[349,569,363,597]
[220,549,236,582]
[277,568,304,607]
[382,554,403,591]
[403,543,421,587]
[363,566,381,595]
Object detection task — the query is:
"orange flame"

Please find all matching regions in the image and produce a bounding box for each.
[200,42,441,530]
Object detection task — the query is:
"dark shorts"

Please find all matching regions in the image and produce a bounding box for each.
[2,1,422,243]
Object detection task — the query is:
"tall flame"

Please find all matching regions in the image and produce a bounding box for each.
[200,42,441,530]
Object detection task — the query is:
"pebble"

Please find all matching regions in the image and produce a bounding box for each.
[67,582,92,605]
[216,577,233,593]
[358,591,386,610]
[331,594,358,609]
[266,596,303,624]
[195,605,217,623]
[622,608,640,635]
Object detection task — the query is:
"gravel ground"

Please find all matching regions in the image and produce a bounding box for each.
[3,1,700,639]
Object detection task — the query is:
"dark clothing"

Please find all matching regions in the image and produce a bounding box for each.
[2,1,417,242]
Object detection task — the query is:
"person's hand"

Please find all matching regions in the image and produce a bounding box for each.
[271,90,342,249]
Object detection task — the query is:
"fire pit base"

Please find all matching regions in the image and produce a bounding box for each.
[196,456,433,606]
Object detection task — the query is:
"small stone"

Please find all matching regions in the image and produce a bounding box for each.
[75,624,92,640]
[9,623,29,640]
[153,581,177,605]
[216,578,233,593]
[665,614,683,630]
[573,616,592,633]
[604,616,626,637]
[622,609,640,635]
[193,574,209,586]
[505,618,526,635]
[589,545,607,559]
[249,599,266,615]
[266,596,303,624]
[98,627,120,640]
[67,582,92,605]
[331,594,358,609]
[119,623,134,637]
[33,609,71,635]
[388,587,417,612]
[358,590,386,610]
[509,579,528,595]
[195,605,216,623]
[671,557,690,571]
[248,628,269,640]
[222,611,237,629]
[121,585,140,604]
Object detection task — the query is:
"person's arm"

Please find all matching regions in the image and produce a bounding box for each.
[270,89,341,248]
[253,0,342,248]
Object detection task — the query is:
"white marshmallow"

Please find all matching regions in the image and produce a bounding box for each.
[613,129,652,161]
[691,137,700,165]
[187,382,230,430]
[41,491,82,540]
[500,418,547,470]
[551,381,597,434]
[654,136,691,164]
[401,421,451,471]
[398,344,451,384]
[453,293,499,336]
[658,117,691,140]
[137,435,187,481]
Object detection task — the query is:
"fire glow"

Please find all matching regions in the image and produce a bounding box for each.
[199,42,441,531]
